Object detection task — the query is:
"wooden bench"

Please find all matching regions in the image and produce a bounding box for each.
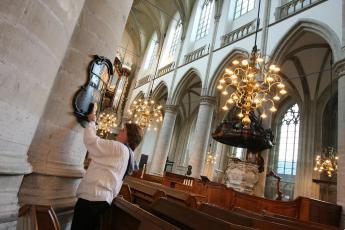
[150,198,256,230]
[234,207,341,230]
[17,205,61,230]
[100,197,179,230]
[199,203,307,230]
[125,177,206,209]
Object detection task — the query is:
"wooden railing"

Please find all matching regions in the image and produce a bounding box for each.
[184,45,209,64]
[135,74,151,88]
[220,20,256,47]
[157,62,175,77]
[276,0,326,20]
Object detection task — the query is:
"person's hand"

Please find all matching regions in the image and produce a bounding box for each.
[88,112,96,122]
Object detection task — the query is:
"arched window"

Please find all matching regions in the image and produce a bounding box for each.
[143,34,158,70]
[195,0,214,40]
[169,20,182,58]
[234,0,255,19]
[276,104,300,176]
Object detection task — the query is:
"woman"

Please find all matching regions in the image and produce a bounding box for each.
[71,110,142,230]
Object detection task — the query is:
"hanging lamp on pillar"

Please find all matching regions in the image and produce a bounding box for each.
[128,38,165,130]
[216,0,286,128]
[314,55,338,177]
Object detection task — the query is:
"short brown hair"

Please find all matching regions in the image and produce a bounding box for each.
[125,123,143,150]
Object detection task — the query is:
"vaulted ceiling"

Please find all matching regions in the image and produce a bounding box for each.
[125,0,195,61]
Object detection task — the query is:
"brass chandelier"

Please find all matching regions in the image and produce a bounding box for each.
[217,0,286,128]
[313,55,338,178]
[97,108,118,136]
[128,39,164,130]
[314,147,338,177]
[128,97,163,130]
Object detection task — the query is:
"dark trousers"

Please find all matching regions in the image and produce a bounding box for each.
[71,198,110,230]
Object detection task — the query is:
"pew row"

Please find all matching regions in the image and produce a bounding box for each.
[150,198,256,230]
[124,176,206,209]
[100,197,179,230]
[199,203,341,230]
[159,172,341,227]
[205,183,341,227]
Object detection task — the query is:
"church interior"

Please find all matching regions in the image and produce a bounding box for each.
[1,0,345,229]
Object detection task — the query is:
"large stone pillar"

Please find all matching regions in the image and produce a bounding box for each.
[336,59,345,226]
[150,105,178,175]
[0,1,85,228]
[18,0,133,229]
[188,96,215,178]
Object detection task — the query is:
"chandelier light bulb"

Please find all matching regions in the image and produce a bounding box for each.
[242,60,248,65]
[222,91,228,95]
[280,89,287,94]
[270,106,277,112]
[273,95,280,101]
[217,85,223,89]
[220,79,226,83]
[225,69,233,74]
[232,60,239,65]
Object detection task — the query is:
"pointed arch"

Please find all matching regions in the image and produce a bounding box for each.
[151,81,169,102]
[129,91,145,106]
[171,68,202,105]
[271,19,342,64]
[206,48,248,96]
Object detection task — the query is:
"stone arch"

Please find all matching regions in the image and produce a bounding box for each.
[151,81,169,108]
[206,48,248,96]
[129,90,145,106]
[171,68,202,105]
[271,19,342,63]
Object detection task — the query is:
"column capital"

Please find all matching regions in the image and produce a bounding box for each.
[164,104,178,114]
[200,96,216,105]
[334,59,345,77]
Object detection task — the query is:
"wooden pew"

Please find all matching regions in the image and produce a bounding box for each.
[235,207,341,230]
[199,203,340,230]
[17,205,61,230]
[100,197,179,230]
[150,198,257,230]
[125,176,206,209]
[138,172,342,227]
[205,183,342,227]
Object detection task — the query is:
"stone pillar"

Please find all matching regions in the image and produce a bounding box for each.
[0,1,85,228]
[294,100,319,199]
[18,0,133,229]
[336,59,345,226]
[150,105,178,175]
[188,96,216,178]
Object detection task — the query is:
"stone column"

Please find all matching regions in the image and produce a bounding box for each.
[336,59,345,226]
[188,96,216,178]
[0,1,85,228]
[294,100,319,199]
[18,0,133,228]
[149,105,178,175]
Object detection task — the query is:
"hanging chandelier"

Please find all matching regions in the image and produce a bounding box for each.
[217,0,286,128]
[314,147,338,177]
[217,47,286,128]
[128,37,165,130]
[313,54,338,178]
[128,97,163,130]
[97,108,118,136]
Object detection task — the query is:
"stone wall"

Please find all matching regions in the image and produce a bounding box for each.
[0,0,133,229]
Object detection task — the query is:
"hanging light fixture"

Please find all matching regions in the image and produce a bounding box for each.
[128,38,165,130]
[97,108,118,136]
[128,97,163,130]
[314,55,338,177]
[217,0,286,128]
[314,147,338,177]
